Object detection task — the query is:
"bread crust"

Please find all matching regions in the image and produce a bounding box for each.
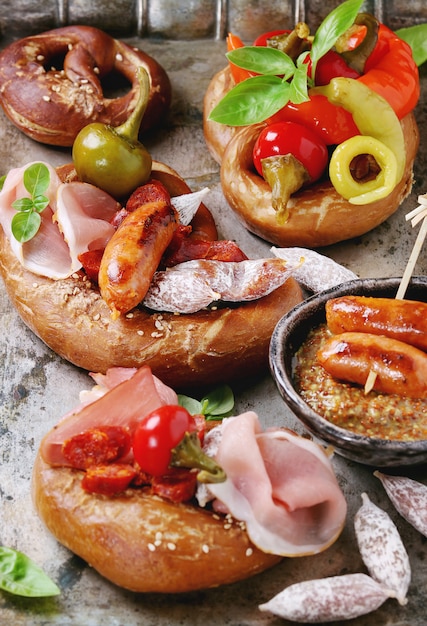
[0,161,303,390]
[0,26,172,146]
[204,66,419,248]
[32,452,281,593]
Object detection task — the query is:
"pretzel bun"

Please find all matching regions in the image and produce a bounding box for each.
[0,26,171,146]
[0,161,303,390]
[32,452,281,593]
[203,66,419,248]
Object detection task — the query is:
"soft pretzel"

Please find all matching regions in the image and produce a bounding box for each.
[204,67,419,248]
[0,161,303,390]
[0,26,171,146]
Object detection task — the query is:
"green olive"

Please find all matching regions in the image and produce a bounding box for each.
[72,67,152,199]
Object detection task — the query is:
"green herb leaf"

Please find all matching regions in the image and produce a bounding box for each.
[396,24,427,67]
[0,174,6,192]
[11,210,42,243]
[33,194,50,213]
[201,385,234,419]
[9,162,51,243]
[209,75,292,125]
[12,197,34,212]
[227,46,296,78]
[0,546,60,597]
[23,162,50,198]
[178,385,234,421]
[311,0,364,64]
[289,59,310,103]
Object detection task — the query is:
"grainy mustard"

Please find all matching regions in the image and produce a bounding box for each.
[294,324,427,441]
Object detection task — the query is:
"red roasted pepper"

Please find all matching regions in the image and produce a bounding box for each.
[227,18,419,145]
[358,23,419,119]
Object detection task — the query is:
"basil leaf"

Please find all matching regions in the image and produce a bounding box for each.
[311,0,364,64]
[178,385,234,421]
[178,394,202,416]
[202,385,234,419]
[0,174,6,191]
[11,210,42,243]
[23,162,50,198]
[396,24,427,66]
[12,197,34,212]
[289,61,310,104]
[209,75,291,126]
[33,194,50,213]
[0,547,60,597]
[227,46,296,78]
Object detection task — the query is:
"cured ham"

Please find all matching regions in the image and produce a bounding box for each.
[55,181,119,267]
[143,258,295,313]
[40,366,178,467]
[0,162,120,279]
[200,412,347,556]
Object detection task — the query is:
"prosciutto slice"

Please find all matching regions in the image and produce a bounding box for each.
[40,366,178,467]
[143,257,295,313]
[201,412,347,556]
[0,163,120,279]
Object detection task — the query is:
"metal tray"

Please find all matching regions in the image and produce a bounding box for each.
[0,38,426,626]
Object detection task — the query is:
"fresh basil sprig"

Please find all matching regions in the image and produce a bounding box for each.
[209,0,364,126]
[11,162,50,243]
[0,546,60,597]
[178,385,234,421]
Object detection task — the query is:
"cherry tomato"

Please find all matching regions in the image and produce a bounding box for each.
[132,405,195,476]
[253,121,328,182]
[314,50,360,86]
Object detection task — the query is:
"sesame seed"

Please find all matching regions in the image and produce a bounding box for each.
[36,54,44,61]
[151,331,163,338]
[93,313,100,321]
[167,542,176,551]
[42,95,51,102]
[116,53,123,62]
[137,330,144,336]
[154,540,162,547]
[125,312,134,319]
[80,78,89,84]
[68,43,73,50]
[155,531,163,541]
[94,66,100,74]
[32,282,39,288]
[202,544,209,554]
[245,548,253,557]
[212,514,220,520]
[147,543,156,552]
[223,523,232,530]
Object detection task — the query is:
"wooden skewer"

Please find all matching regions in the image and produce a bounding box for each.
[364,194,427,394]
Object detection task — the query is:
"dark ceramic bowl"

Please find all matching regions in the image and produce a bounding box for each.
[269,276,427,467]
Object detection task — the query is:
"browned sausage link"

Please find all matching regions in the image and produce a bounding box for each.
[317,331,427,399]
[98,199,178,316]
[326,296,427,352]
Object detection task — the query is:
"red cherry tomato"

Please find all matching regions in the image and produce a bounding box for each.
[132,405,195,476]
[314,50,360,85]
[253,121,328,182]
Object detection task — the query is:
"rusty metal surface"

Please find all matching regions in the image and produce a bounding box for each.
[0,9,427,626]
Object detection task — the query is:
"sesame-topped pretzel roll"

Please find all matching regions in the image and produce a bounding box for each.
[0,26,171,146]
